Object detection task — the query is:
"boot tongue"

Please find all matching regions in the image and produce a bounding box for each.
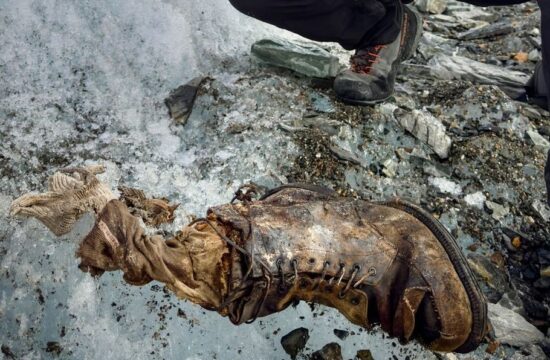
[351,46,384,74]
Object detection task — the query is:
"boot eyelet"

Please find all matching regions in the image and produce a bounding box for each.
[325,285,334,292]
[337,290,346,299]
[351,297,360,305]
[353,264,361,271]
[324,261,331,267]
[308,258,316,265]
[291,259,298,267]
[368,267,377,276]
[276,258,284,267]
[299,279,309,289]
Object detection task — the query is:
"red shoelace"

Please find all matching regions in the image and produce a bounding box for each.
[350,45,386,75]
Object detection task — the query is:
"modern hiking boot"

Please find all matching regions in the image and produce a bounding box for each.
[333,5,423,105]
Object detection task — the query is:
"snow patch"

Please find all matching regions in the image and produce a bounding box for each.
[428,177,462,196]
[464,191,486,209]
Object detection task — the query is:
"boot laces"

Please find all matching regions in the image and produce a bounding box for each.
[350,45,386,75]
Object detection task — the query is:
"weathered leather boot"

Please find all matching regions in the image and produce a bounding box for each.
[210,185,488,353]
[11,169,487,353]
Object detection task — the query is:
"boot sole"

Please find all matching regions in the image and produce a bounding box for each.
[336,93,393,106]
[380,198,488,354]
[400,5,423,62]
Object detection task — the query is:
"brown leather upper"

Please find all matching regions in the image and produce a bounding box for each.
[209,187,480,352]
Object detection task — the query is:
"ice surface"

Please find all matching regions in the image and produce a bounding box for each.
[0,1,439,359]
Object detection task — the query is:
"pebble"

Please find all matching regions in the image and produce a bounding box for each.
[382,158,398,178]
[485,201,509,221]
[280,327,310,360]
[310,342,343,360]
[355,349,374,360]
[333,329,350,340]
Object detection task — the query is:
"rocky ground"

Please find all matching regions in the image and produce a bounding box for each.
[1,0,549,359]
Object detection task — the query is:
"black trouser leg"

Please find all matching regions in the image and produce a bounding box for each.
[229,0,402,50]
[537,0,550,204]
[545,150,550,206]
[539,0,550,104]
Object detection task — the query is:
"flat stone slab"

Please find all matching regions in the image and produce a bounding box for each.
[428,54,529,90]
[251,38,341,78]
[457,22,515,40]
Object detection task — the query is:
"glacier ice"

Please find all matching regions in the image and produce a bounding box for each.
[0,1,440,359]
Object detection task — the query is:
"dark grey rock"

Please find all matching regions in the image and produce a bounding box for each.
[333,329,350,340]
[497,292,526,315]
[355,349,374,360]
[165,76,206,125]
[281,327,310,360]
[467,253,510,302]
[457,22,515,41]
[310,343,343,360]
[329,144,368,168]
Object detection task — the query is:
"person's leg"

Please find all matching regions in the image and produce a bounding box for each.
[229,0,400,50]
[534,0,550,205]
[230,0,421,105]
[545,150,550,205]
[538,0,550,108]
